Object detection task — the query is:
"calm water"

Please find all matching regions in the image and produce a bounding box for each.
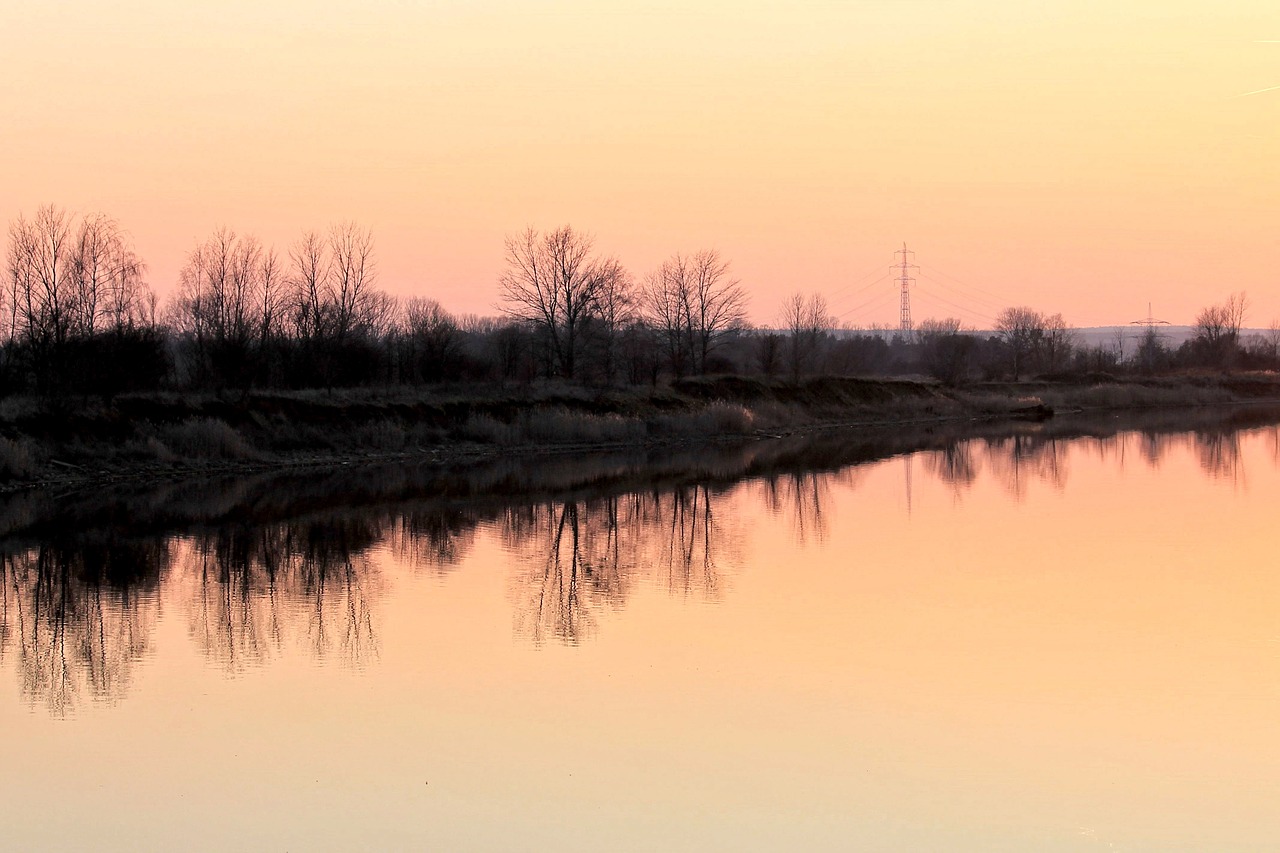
[2,413,1279,851]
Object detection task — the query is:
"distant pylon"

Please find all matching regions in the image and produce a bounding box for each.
[894,242,919,336]
[1130,302,1170,335]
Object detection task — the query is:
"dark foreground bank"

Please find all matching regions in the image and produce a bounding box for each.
[1,372,1278,490]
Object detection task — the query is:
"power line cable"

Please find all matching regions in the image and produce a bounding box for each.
[829,272,891,303]
[918,263,1014,307]
[838,290,897,322]
[912,284,996,327]
[916,271,1005,313]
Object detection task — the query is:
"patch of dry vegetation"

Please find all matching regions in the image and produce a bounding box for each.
[0,373,1276,485]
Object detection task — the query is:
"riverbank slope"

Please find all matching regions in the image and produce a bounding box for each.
[2,372,1277,489]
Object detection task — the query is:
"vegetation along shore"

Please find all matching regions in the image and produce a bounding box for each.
[4,207,1277,490]
[4,372,1280,491]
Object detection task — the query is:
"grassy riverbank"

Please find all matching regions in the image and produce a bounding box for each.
[1,372,1278,488]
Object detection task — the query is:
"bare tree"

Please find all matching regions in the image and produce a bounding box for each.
[916,317,975,385]
[288,230,330,343]
[7,206,75,357]
[642,254,693,377]
[643,249,748,377]
[1037,313,1076,375]
[499,226,605,379]
[1193,292,1248,367]
[1111,327,1127,367]
[327,222,379,343]
[781,291,834,379]
[587,257,635,384]
[172,228,275,387]
[753,329,783,377]
[403,297,462,382]
[995,306,1045,380]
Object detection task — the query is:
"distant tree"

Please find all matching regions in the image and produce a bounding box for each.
[327,222,380,345]
[280,223,392,387]
[499,226,611,380]
[586,257,635,385]
[1036,313,1076,374]
[1191,292,1248,368]
[618,319,660,385]
[1111,327,1127,368]
[171,228,279,388]
[402,297,462,382]
[916,317,975,385]
[288,230,330,344]
[994,306,1045,380]
[1135,326,1170,374]
[6,206,76,388]
[642,249,747,377]
[781,292,834,379]
[752,329,784,377]
[6,206,160,395]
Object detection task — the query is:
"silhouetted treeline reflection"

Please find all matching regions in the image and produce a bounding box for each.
[4,405,1280,712]
[183,518,382,672]
[505,487,737,645]
[0,541,167,714]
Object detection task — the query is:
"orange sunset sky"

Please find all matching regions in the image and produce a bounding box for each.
[2,0,1278,328]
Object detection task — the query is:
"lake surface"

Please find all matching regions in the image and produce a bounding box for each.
[2,411,1279,851]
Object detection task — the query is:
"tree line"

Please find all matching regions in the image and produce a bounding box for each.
[3,205,1272,398]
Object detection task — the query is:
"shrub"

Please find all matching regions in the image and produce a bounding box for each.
[161,418,256,460]
[0,437,40,480]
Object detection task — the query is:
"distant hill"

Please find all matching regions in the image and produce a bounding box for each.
[1074,326,1197,348]
[831,326,1274,349]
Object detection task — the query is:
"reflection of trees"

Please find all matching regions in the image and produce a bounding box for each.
[389,509,477,572]
[506,499,627,645]
[924,441,981,495]
[1194,430,1243,481]
[506,486,737,645]
[651,486,726,598]
[983,434,1068,497]
[185,518,381,671]
[0,540,166,715]
[760,473,831,544]
[1136,430,1178,469]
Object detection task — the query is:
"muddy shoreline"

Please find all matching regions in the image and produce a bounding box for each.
[3,373,1280,494]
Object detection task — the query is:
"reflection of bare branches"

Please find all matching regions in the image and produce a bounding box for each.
[760,473,831,545]
[0,541,165,716]
[1195,430,1243,481]
[924,442,981,494]
[509,501,618,645]
[1137,430,1178,468]
[652,487,723,599]
[389,510,477,572]
[184,519,381,672]
[983,434,1069,498]
[508,487,736,645]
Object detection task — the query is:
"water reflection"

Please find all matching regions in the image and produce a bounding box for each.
[4,406,1280,712]
[502,486,734,644]
[0,540,166,714]
[183,518,382,672]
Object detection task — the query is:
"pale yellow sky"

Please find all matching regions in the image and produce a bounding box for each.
[2,1,1277,327]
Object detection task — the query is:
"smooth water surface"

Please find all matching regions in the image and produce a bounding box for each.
[2,415,1279,851]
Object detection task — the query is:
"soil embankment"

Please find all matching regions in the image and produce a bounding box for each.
[1,373,1278,490]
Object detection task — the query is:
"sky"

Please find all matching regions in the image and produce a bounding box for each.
[2,0,1278,329]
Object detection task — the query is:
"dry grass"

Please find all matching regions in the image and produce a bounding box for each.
[455,414,518,445]
[522,409,647,444]
[650,402,755,437]
[161,418,258,460]
[1041,382,1233,410]
[0,437,40,480]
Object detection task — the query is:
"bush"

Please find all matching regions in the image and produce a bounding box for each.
[161,418,256,460]
[0,437,40,480]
